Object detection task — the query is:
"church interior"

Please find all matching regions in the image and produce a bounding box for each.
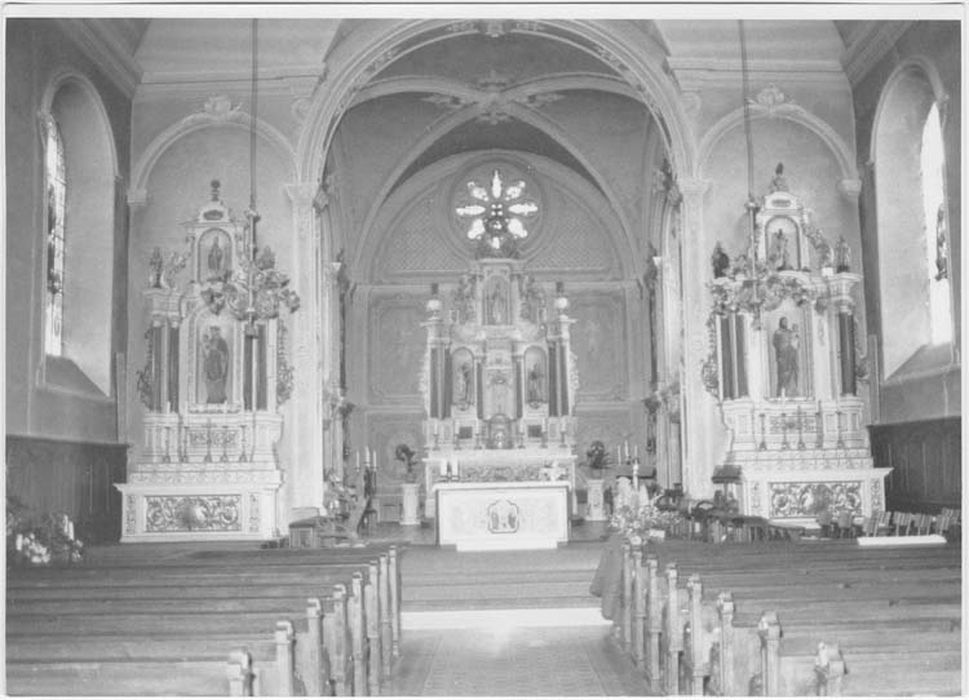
[5,9,964,697]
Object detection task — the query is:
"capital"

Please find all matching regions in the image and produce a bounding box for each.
[284,182,319,209]
[127,187,149,209]
[677,177,712,198]
[838,178,862,202]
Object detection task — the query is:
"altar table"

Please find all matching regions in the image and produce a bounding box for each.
[435,481,570,551]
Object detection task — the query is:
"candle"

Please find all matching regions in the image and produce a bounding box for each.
[633,461,639,491]
[624,440,629,461]
[15,533,23,551]
[616,445,621,465]
[67,521,74,541]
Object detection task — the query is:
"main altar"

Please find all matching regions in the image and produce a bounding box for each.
[420,169,578,551]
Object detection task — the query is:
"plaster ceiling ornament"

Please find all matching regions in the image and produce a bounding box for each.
[753,83,795,115]
[422,93,472,112]
[517,92,564,110]
[202,95,239,121]
[454,169,539,258]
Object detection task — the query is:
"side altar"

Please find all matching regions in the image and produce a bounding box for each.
[419,168,579,550]
[706,169,890,527]
[117,183,300,541]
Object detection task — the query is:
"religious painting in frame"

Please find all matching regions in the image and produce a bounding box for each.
[764,301,812,400]
[197,228,232,283]
[196,314,235,406]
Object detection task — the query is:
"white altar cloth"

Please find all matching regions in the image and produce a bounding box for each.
[435,481,570,551]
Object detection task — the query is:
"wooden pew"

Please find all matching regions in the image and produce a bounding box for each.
[7,545,401,697]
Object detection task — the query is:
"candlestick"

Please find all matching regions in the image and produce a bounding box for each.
[239,424,248,462]
[780,413,790,450]
[634,444,639,459]
[816,403,824,449]
[67,521,74,541]
[758,413,767,451]
[204,421,213,462]
[796,407,805,450]
[164,426,172,463]
[632,459,639,491]
[624,440,629,461]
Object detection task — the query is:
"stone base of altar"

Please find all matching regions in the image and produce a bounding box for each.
[115,468,281,542]
[435,481,570,552]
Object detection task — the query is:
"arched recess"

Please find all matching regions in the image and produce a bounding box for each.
[358,150,630,284]
[296,19,693,190]
[871,57,955,379]
[39,70,119,396]
[698,103,857,182]
[129,110,296,203]
[348,98,642,263]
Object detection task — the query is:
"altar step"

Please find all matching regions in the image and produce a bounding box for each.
[400,543,602,615]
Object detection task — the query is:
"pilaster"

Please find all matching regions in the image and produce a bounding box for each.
[677,177,724,499]
[283,181,325,519]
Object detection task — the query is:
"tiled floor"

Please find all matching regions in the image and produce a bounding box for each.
[384,625,654,697]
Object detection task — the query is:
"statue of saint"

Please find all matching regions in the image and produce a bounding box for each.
[711,242,730,278]
[487,283,506,325]
[772,316,799,397]
[527,362,545,404]
[207,238,225,279]
[835,236,851,273]
[203,326,229,404]
[769,162,789,193]
[454,361,473,406]
[770,229,790,270]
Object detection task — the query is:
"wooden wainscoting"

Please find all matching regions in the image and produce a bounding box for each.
[6,435,128,544]
[869,417,961,512]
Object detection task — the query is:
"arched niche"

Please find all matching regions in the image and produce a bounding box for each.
[44,74,118,396]
[871,60,952,378]
[361,151,628,284]
[702,117,854,274]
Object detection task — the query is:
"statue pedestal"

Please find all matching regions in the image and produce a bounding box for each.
[400,482,420,526]
[585,477,607,521]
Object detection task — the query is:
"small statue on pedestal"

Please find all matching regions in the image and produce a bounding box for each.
[835,236,851,273]
[769,162,789,193]
[711,242,730,278]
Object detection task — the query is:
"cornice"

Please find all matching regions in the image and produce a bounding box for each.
[54,19,142,98]
[135,70,324,103]
[666,57,845,92]
[842,22,914,87]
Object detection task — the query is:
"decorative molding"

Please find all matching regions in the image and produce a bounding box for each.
[53,19,142,98]
[130,108,296,196]
[666,56,845,91]
[841,22,914,86]
[752,84,795,113]
[697,104,857,181]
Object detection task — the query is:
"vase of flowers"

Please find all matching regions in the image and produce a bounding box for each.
[609,489,683,543]
[8,497,84,567]
[395,444,421,526]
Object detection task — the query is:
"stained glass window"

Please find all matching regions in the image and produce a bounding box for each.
[455,169,539,251]
[919,103,952,345]
[43,114,66,356]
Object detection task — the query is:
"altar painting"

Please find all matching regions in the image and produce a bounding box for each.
[765,303,812,399]
[197,228,232,283]
[196,316,235,406]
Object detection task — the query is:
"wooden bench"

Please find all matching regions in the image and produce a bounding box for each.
[7,545,403,696]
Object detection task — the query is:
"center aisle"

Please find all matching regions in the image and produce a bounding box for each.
[383,527,655,697]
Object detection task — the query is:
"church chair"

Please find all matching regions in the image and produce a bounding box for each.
[913,512,934,535]
[893,512,913,536]
[834,511,855,539]
[816,510,834,538]
[873,510,892,536]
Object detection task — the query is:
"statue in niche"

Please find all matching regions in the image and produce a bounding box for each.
[207,237,226,280]
[454,361,474,407]
[711,242,730,278]
[772,316,799,398]
[202,326,230,404]
[769,229,791,271]
[519,275,546,323]
[527,360,546,405]
[769,162,789,193]
[487,281,507,325]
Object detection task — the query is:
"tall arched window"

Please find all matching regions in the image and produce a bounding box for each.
[40,76,117,396]
[919,103,952,345]
[42,114,66,356]
[872,62,953,379]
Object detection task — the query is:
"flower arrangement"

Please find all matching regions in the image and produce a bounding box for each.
[609,489,684,543]
[7,497,84,566]
[395,443,420,483]
[585,440,612,472]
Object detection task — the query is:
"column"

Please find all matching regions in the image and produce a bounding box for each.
[284,182,326,521]
[677,178,725,500]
